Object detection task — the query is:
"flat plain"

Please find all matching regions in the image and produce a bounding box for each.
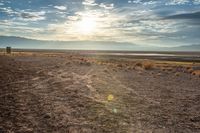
[0,51,200,133]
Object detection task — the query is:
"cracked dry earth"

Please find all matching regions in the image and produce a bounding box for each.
[0,54,200,133]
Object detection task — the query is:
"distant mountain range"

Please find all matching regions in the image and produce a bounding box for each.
[0,36,200,51]
[171,45,200,51]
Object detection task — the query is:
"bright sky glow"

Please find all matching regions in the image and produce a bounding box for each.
[77,17,97,35]
[0,0,200,47]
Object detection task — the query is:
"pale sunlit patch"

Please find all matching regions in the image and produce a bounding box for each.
[113,108,117,113]
[107,94,114,101]
[77,17,97,35]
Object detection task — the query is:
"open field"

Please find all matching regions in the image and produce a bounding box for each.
[0,51,200,133]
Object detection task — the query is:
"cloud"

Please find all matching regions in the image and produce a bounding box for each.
[0,6,46,21]
[67,16,79,21]
[193,0,200,5]
[166,0,189,5]
[19,11,46,21]
[128,0,160,5]
[127,0,200,6]
[0,7,18,15]
[164,11,200,19]
[0,0,200,46]
[0,20,12,26]
[0,20,28,26]
[0,23,45,38]
[99,3,114,10]
[128,0,142,4]
[54,6,67,11]
[143,1,159,5]
[82,0,98,6]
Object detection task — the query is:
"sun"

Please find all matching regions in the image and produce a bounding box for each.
[77,17,97,35]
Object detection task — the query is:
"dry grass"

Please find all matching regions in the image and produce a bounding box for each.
[186,66,192,70]
[79,61,91,66]
[187,68,194,74]
[135,62,143,67]
[117,64,123,68]
[162,67,173,72]
[127,66,134,70]
[142,61,154,70]
[175,72,180,76]
[1,53,200,133]
[103,69,109,73]
[134,61,154,70]
[192,70,200,76]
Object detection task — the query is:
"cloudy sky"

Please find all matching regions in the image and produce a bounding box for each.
[0,0,200,47]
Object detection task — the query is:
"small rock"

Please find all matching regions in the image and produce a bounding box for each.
[157,73,162,76]
[43,113,51,119]
[190,116,200,122]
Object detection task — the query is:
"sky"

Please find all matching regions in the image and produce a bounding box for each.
[0,0,200,47]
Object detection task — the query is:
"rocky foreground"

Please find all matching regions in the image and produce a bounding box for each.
[0,52,200,133]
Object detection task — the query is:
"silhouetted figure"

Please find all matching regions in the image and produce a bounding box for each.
[6,47,11,54]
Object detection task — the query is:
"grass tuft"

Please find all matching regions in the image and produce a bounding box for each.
[142,62,154,70]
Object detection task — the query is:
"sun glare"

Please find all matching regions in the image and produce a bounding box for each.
[77,17,97,35]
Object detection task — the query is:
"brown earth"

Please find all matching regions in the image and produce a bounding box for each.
[0,52,200,133]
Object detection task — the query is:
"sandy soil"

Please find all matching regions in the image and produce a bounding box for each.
[0,52,200,133]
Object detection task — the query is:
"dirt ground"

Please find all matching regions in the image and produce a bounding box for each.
[0,52,200,133]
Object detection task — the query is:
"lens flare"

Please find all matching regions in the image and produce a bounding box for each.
[107,94,114,101]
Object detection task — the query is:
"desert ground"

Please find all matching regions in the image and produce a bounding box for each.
[0,51,200,133]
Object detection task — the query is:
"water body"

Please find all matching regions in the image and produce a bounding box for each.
[90,53,177,56]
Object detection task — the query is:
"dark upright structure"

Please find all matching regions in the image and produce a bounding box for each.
[6,47,11,54]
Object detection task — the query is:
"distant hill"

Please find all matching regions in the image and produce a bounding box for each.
[170,45,200,51]
[0,36,199,51]
[0,36,155,51]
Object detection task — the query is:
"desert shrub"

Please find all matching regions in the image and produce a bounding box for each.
[55,65,60,68]
[135,62,142,67]
[112,68,117,72]
[65,62,71,65]
[186,66,191,70]
[134,61,154,70]
[192,70,200,76]
[84,61,91,66]
[127,66,134,70]
[161,68,166,71]
[117,64,123,68]
[92,74,97,78]
[103,69,108,73]
[167,67,173,71]
[175,72,180,76]
[161,67,172,71]
[142,62,154,70]
[187,68,194,74]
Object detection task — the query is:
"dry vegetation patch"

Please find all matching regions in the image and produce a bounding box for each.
[175,72,180,76]
[192,70,200,77]
[142,61,154,70]
[134,61,154,70]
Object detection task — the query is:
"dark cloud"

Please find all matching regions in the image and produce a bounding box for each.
[165,11,200,19]
[19,11,46,21]
[21,12,37,19]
